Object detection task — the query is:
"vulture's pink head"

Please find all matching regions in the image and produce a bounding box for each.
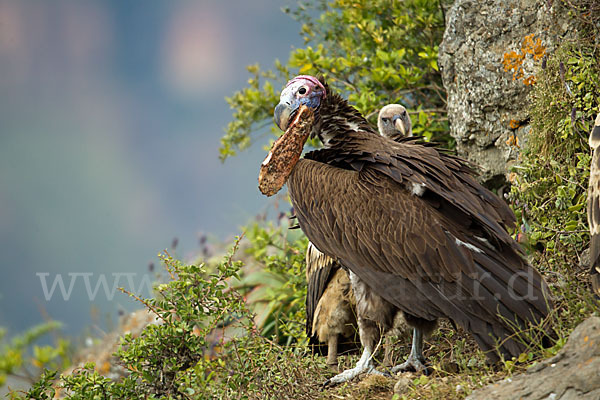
[274,75,326,131]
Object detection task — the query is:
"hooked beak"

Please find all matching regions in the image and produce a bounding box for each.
[393,115,406,136]
[274,101,299,131]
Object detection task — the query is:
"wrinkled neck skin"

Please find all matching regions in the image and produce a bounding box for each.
[316,93,375,148]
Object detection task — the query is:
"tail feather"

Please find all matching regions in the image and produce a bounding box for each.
[357,262,551,363]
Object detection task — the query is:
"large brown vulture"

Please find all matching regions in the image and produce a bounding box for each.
[263,75,552,384]
[305,105,414,367]
[588,112,600,298]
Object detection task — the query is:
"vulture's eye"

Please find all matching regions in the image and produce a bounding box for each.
[298,87,307,95]
[382,118,389,124]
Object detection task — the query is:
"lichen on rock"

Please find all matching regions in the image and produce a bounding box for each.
[438,0,576,185]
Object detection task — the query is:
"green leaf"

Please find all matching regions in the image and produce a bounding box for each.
[299,63,313,74]
[568,203,584,212]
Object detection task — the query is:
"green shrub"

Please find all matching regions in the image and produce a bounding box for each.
[235,221,309,345]
[8,240,327,400]
[507,37,600,342]
[0,321,69,389]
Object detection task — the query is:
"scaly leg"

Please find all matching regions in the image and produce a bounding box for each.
[323,343,387,386]
[326,335,338,370]
[324,315,387,386]
[391,328,427,374]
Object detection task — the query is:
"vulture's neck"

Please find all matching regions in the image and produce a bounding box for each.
[317,93,374,147]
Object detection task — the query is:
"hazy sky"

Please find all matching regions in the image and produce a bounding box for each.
[0,0,302,337]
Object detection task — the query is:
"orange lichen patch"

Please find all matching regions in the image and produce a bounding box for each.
[502,33,546,85]
[509,119,521,129]
[522,34,545,61]
[523,75,537,86]
[258,105,314,196]
[506,135,520,148]
[503,50,525,78]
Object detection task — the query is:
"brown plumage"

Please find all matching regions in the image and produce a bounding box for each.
[588,112,600,298]
[305,107,414,367]
[269,75,552,384]
[305,243,357,366]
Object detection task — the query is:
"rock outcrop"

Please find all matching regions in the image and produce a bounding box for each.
[467,317,600,399]
[438,0,576,184]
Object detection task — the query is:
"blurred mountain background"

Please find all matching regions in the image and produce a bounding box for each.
[0,0,300,337]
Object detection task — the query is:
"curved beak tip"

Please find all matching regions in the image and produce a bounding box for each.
[274,103,291,131]
[394,118,406,135]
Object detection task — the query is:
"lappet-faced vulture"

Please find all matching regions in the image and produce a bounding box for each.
[305,106,414,368]
[262,75,552,385]
[588,112,600,298]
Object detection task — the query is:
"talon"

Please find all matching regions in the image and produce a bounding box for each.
[366,367,389,377]
[391,356,429,375]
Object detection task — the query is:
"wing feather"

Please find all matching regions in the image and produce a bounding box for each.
[306,133,516,245]
[305,242,337,338]
[289,157,551,362]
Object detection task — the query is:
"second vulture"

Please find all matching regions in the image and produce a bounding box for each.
[267,75,552,384]
[305,103,414,367]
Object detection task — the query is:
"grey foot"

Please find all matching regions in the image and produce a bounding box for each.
[390,355,429,375]
[323,365,389,387]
